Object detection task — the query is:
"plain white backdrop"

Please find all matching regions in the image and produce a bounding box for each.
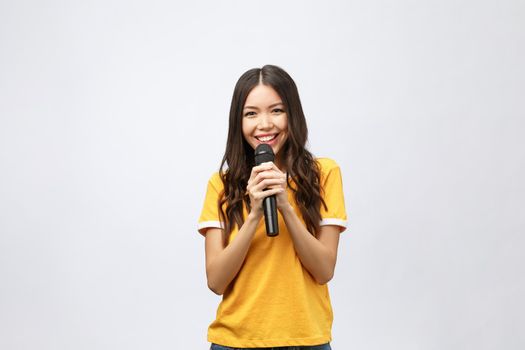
[1,0,524,349]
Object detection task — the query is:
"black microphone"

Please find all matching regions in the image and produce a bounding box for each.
[254,144,279,236]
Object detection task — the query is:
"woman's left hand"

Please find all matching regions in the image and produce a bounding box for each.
[255,162,290,210]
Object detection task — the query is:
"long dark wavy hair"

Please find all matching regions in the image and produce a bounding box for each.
[218,65,326,239]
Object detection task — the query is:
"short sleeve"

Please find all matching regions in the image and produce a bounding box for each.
[319,159,348,232]
[197,173,224,236]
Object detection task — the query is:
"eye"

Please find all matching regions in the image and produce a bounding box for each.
[244,111,257,117]
[272,108,284,114]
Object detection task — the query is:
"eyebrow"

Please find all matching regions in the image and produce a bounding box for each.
[243,102,284,110]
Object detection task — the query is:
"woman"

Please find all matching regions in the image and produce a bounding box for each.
[198,65,347,349]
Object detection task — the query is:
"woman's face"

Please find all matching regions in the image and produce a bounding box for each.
[242,84,289,158]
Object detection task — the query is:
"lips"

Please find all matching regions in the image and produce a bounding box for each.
[255,134,278,142]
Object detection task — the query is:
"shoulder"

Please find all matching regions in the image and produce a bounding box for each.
[206,172,224,191]
[315,157,341,175]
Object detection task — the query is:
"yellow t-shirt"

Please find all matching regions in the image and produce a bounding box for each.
[197,158,347,348]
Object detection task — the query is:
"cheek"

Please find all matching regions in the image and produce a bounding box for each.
[280,116,289,134]
[281,114,288,128]
[241,120,255,143]
[281,131,289,144]
[280,118,289,143]
[241,120,249,137]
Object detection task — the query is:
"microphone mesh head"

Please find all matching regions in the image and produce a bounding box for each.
[254,144,275,165]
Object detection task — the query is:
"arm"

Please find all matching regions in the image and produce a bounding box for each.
[204,211,261,295]
[280,204,341,284]
[204,164,284,295]
[258,161,343,284]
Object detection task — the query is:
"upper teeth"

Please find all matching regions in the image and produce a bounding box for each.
[257,135,276,142]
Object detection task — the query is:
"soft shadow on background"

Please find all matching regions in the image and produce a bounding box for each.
[0,1,523,349]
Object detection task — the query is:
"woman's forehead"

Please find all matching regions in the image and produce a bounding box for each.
[244,85,283,107]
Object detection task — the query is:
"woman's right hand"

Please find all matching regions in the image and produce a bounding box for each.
[246,162,285,217]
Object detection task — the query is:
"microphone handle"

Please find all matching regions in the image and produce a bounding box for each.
[263,195,279,236]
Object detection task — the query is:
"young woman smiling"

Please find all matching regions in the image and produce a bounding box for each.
[198,65,347,350]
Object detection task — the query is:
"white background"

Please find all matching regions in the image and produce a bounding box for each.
[1,0,524,349]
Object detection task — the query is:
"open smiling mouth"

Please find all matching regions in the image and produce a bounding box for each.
[255,134,278,142]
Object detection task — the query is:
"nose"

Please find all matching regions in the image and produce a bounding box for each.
[257,113,273,129]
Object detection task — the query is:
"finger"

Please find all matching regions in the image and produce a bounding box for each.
[253,178,286,191]
[252,163,274,173]
[248,166,261,183]
[253,171,275,184]
[248,168,268,189]
[253,187,284,200]
[248,164,273,186]
[261,161,284,174]
[254,169,286,183]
